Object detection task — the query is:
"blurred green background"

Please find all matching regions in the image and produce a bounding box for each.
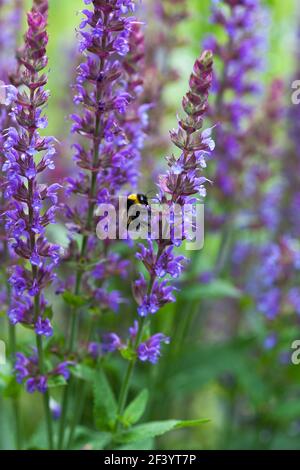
[23,0,299,138]
[3,0,299,450]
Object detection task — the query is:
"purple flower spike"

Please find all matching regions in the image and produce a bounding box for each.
[2,0,59,338]
[130,50,214,361]
[203,0,267,226]
[63,0,147,318]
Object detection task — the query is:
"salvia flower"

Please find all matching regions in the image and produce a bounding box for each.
[134,49,213,286]
[102,333,123,353]
[88,341,102,359]
[0,0,22,82]
[240,79,285,233]
[2,2,60,335]
[131,50,214,359]
[283,27,300,237]
[264,333,277,350]
[15,351,73,394]
[288,288,300,316]
[137,334,170,364]
[50,398,62,420]
[204,0,267,215]
[0,0,23,310]
[247,238,300,322]
[140,0,188,182]
[63,0,147,317]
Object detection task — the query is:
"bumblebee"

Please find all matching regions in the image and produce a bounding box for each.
[127,193,149,210]
[127,193,149,229]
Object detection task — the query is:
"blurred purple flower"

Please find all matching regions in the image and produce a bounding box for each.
[257,288,281,320]
[204,0,267,221]
[50,399,61,420]
[264,333,277,350]
[102,333,123,353]
[288,288,300,315]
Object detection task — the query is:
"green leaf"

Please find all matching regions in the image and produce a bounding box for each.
[122,389,149,427]
[71,426,111,450]
[21,322,35,331]
[2,376,22,399]
[87,306,103,317]
[47,375,67,388]
[0,310,6,318]
[116,438,155,451]
[89,434,112,450]
[120,346,136,361]
[63,291,87,307]
[175,419,210,429]
[115,419,209,444]
[182,279,242,301]
[94,369,117,431]
[271,400,300,423]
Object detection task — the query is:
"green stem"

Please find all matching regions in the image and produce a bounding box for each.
[8,324,22,450]
[67,244,85,352]
[65,380,86,449]
[36,334,53,450]
[113,253,163,434]
[66,320,97,449]
[114,317,146,435]
[57,149,101,450]
[12,397,21,450]
[34,292,53,450]
[214,217,234,276]
[116,360,136,425]
[173,300,199,355]
[8,323,16,359]
[57,379,70,449]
